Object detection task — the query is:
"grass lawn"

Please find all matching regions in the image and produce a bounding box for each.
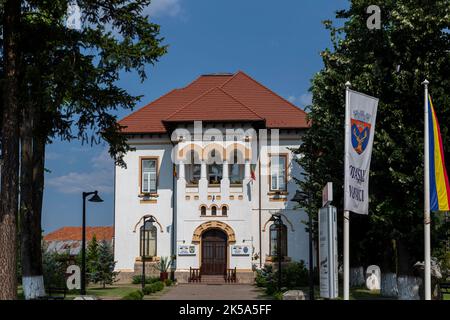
[65,283,144,299]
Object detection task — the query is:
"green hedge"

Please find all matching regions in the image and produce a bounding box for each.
[143,281,165,295]
[164,279,173,287]
[122,290,144,300]
[255,261,309,295]
[131,275,160,284]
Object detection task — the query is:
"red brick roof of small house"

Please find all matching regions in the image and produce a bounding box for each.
[44,226,114,242]
[119,71,310,133]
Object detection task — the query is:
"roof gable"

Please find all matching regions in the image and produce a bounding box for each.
[119,71,308,133]
[165,87,263,122]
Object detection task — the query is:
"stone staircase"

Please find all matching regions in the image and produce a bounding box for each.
[200,275,228,284]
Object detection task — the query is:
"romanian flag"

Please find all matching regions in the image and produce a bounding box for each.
[428,95,450,211]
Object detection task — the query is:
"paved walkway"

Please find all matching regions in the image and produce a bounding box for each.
[159,284,270,300]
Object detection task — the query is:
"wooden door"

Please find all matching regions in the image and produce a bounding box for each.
[201,229,227,275]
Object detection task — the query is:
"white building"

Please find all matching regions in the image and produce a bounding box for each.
[114,71,310,283]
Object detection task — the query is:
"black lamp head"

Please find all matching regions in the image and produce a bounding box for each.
[88,191,103,203]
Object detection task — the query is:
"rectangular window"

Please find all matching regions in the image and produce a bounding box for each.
[141,158,157,193]
[270,155,287,191]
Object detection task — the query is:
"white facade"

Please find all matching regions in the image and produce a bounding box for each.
[114,123,310,282]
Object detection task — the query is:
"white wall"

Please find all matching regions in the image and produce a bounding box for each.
[114,129,309,273]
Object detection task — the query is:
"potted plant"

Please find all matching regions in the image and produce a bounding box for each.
[154,256,172,281]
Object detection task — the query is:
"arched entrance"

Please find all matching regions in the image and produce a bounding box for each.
[201,229,227,275]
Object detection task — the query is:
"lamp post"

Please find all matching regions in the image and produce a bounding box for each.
[81,190,103,295]
[291,190,314,300]
[141,216,156,290]
[269,214,282,292]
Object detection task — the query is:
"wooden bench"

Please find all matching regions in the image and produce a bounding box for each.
[37,287,68,300]
[224,267,237,283]
[439,282,450,300]
[189,267,201,283]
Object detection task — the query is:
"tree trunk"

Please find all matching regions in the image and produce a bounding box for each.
[380,240,398,297]
[0,0,21,301]
[397,275,421,300]
[20,101,45,299]
[380,272,398,297]
[350,266,365,287]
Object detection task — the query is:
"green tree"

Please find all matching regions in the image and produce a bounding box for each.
[0,0,167,299]
[90,240,118,288]
[0,0,21,300]
[295,0,449,291]
[86,234,99,283]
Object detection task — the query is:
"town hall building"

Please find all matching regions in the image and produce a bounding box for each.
[114,71,310,283]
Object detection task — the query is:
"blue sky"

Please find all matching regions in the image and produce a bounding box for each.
[42,0,349,234]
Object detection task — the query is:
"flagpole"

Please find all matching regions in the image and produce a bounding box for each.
[344,81,351,300]
[422,79,431,300]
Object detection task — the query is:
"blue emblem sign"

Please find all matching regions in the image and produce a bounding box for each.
[351,111,371,154]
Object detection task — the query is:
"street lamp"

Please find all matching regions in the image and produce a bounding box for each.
[269,214,282,292]
[81,190,103,295]
[291,190,314,300]
[141,215,156,290]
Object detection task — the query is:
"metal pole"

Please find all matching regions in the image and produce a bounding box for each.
[142,218,146,291]
[81,193,86,295]
[277,218,282,292]
[308,145,315,300]
[308,203,314,300]
[422,79,431,300]
[343,81,351,300]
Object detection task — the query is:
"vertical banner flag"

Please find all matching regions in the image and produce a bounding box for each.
[344,90,379,215]
[428,95,450,211]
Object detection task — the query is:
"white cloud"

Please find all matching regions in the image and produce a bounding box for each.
[287,93,312,108]
[299,93,313,106]
[144,0,182,18]
[47,148,114,194]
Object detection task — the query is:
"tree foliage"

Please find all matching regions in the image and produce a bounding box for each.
[295,0,450,274]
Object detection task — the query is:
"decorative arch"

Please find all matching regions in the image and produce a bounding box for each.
[262,214,295,232]
[192,221,236,243]
[202,143,225,163]
[225,143,251,161]
[221,204,229,216]
[178,143,204,162]
[132,214,164,233]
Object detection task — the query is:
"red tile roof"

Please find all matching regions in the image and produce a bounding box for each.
[44,226,114,242]
[119,71,309,133]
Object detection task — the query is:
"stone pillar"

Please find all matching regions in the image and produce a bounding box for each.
[178,161,185,180]
[244,159,251,179]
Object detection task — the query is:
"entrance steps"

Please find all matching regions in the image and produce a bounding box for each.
[200,275,227,284]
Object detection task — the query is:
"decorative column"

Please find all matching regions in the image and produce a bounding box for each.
[244,159,251,180]
[178,161,185,180]
[199,160,208,196]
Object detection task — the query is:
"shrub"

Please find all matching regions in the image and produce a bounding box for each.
[164,279,173,286]
[122,290,144,300]
[142,281,165,295]
[256,261,309,296]
[273,292,284,300]
[281,261,309,288]
[143,285,156,295]
[153,281,165,291]
[131,275,160,284]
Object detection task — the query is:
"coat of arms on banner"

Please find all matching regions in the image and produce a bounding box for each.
[351,110,371,154]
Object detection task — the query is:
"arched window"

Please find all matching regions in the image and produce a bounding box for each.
[269,223,287,258]
[208,149,222,185]
[200,205,207,216]
[221,206,228,216]
[229,149,244,185]
[187,150,201,185]
[140,221,157,258]
[211,206,217,216]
